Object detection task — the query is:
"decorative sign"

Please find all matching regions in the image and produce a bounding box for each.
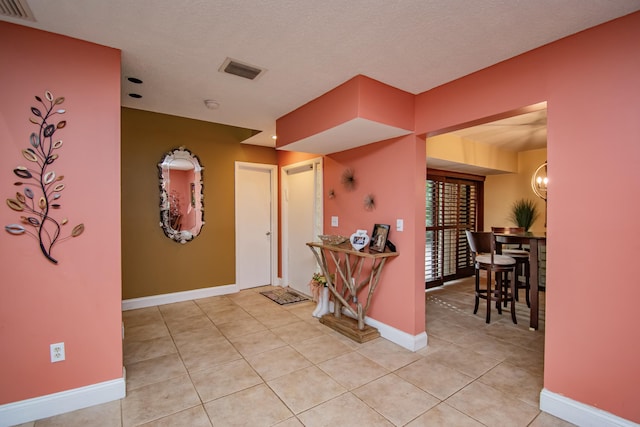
[349,229,370,251]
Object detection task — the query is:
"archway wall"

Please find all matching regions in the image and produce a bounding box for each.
[415,12,640,423]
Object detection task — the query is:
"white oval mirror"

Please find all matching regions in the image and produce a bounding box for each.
[158,147,204,243]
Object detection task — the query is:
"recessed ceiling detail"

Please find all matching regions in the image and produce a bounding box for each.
[280,118,413,155]
[0,0,35,21]
[219,58,265,81]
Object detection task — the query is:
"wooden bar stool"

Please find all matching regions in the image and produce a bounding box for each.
[492,226,531,307]
[465,230,518,324]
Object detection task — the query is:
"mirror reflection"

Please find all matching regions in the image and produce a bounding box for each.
[158,147,204,243]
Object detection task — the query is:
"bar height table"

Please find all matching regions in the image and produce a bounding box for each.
[494,232,546,330]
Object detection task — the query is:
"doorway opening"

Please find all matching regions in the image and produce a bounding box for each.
[281,158,323,297]
[425,102,547,289]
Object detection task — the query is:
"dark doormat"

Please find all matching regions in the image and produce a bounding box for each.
[260,288,309,305]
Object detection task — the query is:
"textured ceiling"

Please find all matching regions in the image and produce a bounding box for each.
[427,107,548,175]
[2,0,638,150]
[450,109,547,153]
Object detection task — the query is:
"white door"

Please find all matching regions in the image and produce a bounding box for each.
[283,159,322,296]
[235,162,277,290]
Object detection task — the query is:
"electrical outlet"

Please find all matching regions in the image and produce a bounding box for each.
[331,216,338,227]
[50,342,65,363]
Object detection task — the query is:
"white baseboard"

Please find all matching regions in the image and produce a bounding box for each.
[333,304,427,352]
[0,373,125,427]
[365,315,428,352]
[540,388,638,427]
[122,284,239,311]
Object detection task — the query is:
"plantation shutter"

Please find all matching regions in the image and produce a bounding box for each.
[425,171,483,288]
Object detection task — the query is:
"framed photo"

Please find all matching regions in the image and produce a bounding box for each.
[370,224,390,252]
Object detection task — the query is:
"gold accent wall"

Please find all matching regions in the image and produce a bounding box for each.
[121,108,277,299]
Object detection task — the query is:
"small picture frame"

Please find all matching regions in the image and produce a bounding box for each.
[370,224,390,252]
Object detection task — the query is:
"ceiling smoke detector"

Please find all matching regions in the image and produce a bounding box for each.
[204,99,220,110]
[219,58,265,81]
[0,0,36,20]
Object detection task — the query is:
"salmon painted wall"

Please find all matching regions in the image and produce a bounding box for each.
[416,12,640,423]
[276,75,414,148]
[0,22,122,403]
[276,77,424,335]
[325,135,426,334]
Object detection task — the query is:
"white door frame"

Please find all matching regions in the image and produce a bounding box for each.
[235,161,278,289]
[281,157,323,290]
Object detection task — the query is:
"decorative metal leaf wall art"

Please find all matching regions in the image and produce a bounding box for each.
[4,91,84,264]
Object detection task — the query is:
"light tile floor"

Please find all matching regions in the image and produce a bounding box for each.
[19,277,575,426]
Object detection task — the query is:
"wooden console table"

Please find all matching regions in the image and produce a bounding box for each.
[306,241,398,342]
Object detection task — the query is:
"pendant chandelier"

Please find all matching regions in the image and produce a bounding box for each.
[531,162,548,201]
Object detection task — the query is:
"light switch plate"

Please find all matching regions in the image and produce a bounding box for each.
[396,219,403,232]
[331,216,338,227]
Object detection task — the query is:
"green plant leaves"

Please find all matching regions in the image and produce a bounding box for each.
[509,198,539,231]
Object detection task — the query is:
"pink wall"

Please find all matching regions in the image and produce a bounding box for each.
[277,77,359,147]
[275,11,640,423]
[325,134,426,334]
[277,77,424,335]
[0,23,122,404]
[415,12,640,423]
[276,75,414,148]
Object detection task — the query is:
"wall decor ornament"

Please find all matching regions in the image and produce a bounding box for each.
[158,147,204,243]
[370,223,390,252]
[341,168,356,191]
[4,91,84,264]
[349,229,370,251]
[364,193,375,211]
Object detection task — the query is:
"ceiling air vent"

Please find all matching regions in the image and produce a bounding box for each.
[219,58,265,81]
[0,0,35,21]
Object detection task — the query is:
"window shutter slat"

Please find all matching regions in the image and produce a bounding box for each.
[425,175,481,287]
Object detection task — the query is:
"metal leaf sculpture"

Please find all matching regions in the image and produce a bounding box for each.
[4,91,84,264]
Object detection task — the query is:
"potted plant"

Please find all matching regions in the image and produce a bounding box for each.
[509,198,539,231]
